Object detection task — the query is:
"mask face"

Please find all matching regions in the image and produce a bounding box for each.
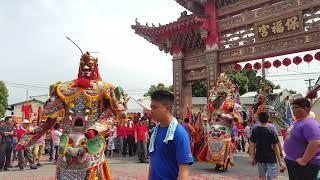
[78,53,99,80]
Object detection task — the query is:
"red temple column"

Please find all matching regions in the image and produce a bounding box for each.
[204,0,220,92]
[172,46,184,118]
[204,0,219,51]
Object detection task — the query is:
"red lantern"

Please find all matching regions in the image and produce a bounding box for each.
[314,52,320,61]
[293,56,302,65]
[304,54,313,63]
[273,60,282,68]
[253,62,262,70]
[244,63,252,71]
[234,64,242,71]
[264,61,272,69]
[282,58,291,67]
[263,61,272,69]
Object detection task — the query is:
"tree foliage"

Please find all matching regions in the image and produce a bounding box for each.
[289,90,297,94]
[226,70,279,95]
[192,81,207,97]
[0,81,9,118]
[144,83,173,97]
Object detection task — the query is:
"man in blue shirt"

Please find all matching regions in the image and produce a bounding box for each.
[149,90,194,180]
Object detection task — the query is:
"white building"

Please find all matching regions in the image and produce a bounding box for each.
[8,97,47,123]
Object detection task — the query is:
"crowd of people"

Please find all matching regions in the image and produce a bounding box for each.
[0,118,63,171]
[0,114,157,172]
[0,95,319,180]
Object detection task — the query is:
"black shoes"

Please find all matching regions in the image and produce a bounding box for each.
[3,168,9,171]
[30,165,38,169]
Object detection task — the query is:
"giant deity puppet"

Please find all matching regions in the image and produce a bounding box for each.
[197,73,246,172]
[251,80,290,134]
[17,39,127,179]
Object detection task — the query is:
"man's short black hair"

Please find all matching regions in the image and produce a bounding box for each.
[4,116,12,122]
[258,112,269,123]
[292,98,311,109]
[184,118,189,123]
[150,90,174,110]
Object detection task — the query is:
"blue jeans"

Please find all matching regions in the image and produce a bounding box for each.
[257,162,279,178]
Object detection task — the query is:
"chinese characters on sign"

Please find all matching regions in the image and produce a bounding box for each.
[256,13,303,40]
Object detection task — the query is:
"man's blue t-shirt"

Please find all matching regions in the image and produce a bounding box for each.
[150,124,194,180]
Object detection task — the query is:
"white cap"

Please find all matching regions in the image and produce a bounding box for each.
[22,119,30,124]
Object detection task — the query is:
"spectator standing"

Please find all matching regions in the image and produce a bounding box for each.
[116,122,126,155]
[135,118,148,163]
[107,131,115,157]
[124,121,135,156]
[284,98,320,180]
[33,120,46,166]
[0,117,14,171]
[250,112,285,180]
[51,123,62,162]
[16,119,37,170]
[148,90,193,179]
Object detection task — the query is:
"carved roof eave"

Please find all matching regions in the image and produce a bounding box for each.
[132,20,206,54]
[131,16,206,40]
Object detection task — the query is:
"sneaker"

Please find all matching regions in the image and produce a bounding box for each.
[37,163,41,167]
[30,165,37,169]
[3,168,9,171]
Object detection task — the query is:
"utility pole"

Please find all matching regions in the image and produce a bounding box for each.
[261,58,266,80]
[305,79,315,91]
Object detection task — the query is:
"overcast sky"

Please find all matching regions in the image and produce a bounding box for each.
[1,0,320,104]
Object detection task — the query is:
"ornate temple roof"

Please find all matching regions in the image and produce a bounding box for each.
[132,13,207,53]
[132,0,241,54]
[174,0,240,14]
[175,0,206,14]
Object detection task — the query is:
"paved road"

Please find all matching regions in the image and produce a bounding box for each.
[0,153,288,180]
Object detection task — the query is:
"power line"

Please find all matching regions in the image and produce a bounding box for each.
[266,72,320,77]
[4,81,49,89]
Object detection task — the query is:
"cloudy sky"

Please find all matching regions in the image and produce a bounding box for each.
[1,0,320,104]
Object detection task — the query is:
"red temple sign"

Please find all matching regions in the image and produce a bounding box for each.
[255,12,304,41]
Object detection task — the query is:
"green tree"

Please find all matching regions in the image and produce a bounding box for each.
[144,83,173,97]
[0,81,9,118]
[226,70,279,95]
[192,81,207,97]
[289,90,297,94]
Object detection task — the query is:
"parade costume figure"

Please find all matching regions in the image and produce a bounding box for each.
[198,74,243,172]
[251,80,289,134]
[17,52,127,180]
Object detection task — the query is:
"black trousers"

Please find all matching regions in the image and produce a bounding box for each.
[237,136,246,152]
[0,142,13,169]
[123,135,134,156]
[49,139,54,160]
[285,159,320,180]
[54,146,59,161]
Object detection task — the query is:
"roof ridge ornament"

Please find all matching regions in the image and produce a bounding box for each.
[135,18,141,26]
